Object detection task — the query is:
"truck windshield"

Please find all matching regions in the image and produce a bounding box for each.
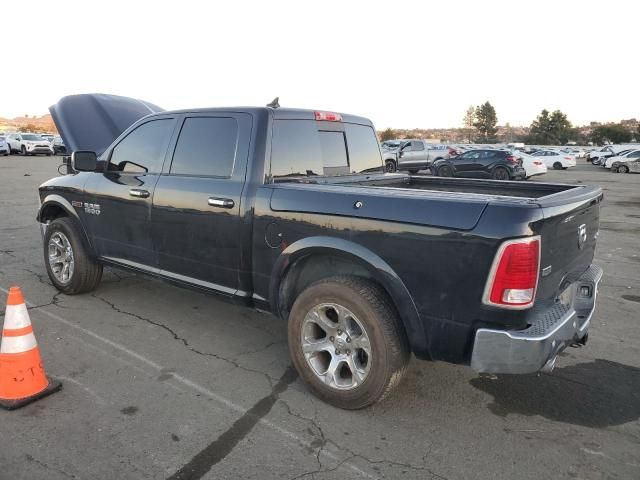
[270,120,383,182]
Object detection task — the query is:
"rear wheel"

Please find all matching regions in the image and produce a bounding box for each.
[492,167,509,180]
[437,165,453,177]
[288,276,409,409]
[553,162,563,170]
[385,160,397,173]
[44,217,103,294]
[618,164,629,173]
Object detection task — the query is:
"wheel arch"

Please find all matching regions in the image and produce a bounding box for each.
[37,195,96,255]
[269,236,424,355]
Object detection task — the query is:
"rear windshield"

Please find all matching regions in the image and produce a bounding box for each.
[270,120,383,182]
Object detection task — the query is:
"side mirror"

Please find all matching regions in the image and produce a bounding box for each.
[72,150,98,172]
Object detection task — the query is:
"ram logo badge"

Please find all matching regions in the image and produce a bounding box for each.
[72,200,101,215]
[578,224,587,249]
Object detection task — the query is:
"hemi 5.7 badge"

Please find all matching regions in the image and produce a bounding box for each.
[72,201,101,215]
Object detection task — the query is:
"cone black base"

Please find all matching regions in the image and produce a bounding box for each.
[0,377,62,410]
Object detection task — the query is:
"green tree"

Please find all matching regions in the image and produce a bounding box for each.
[528,109,573,145]
[379,128,396,142]
[590,124,632,145]
[462,106,475,143]
[473,102,498,143]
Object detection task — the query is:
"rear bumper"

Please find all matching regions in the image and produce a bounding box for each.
[471,264,603,374]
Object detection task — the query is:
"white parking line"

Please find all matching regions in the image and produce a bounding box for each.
[0,287,376,480]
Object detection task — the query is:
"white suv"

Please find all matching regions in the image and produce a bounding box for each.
[6,133,54,156]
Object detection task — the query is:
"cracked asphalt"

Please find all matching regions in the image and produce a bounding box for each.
[1,155,639,480]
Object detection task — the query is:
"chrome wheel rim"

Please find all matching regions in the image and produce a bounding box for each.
[48,232,74,284]
[301,303,372,390]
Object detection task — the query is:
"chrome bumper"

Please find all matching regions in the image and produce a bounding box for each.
[471,265,603,374]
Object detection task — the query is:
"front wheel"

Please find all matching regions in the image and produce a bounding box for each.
[618,164,629,173]
[385,160,397,173]
[44,217,103,294]
[21,145,27,156]
[553,162,563,170]
[437,165,453,177]
[288,276,409,409]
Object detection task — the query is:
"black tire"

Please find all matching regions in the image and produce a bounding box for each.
[492,167,509,180]
[385,159,397,173]
[46,153,52,156]
[21,145,27,156]
[618,164,629,173]
[288,276,410,409]
[408,169,419,174]
[43,217,103,294]
[553,162,563,170]
[437,165,453,177]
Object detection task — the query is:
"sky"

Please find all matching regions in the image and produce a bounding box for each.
[1,0,638,129]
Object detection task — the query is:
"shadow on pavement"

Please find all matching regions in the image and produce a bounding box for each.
[470,359,640,428]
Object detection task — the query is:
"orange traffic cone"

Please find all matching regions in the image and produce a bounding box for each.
[0,286,61,410]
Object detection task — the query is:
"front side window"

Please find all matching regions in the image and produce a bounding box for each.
[170,117,238,177]
[108,119,173,173]
[411,141,425,151]
[629,150,640,158]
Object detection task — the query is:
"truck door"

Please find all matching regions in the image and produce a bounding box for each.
[150,113,252,295]
[83,117,177,268]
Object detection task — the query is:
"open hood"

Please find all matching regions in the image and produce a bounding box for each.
[49,93,164,155]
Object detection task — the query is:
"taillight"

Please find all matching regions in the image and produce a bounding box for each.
[315,111,343,122]
[533,161,543,165]
[483,237,540,309]
[506,155,518,164]
[564,156,572,160]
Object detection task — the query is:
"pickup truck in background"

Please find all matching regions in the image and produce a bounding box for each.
[39,94,603,409]
[382,139,456,173]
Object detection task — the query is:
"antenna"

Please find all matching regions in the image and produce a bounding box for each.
[267,97,280,109]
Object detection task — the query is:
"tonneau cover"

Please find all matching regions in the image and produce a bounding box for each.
[49,93,164,155]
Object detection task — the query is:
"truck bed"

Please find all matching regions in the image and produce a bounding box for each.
[357,175,576,199]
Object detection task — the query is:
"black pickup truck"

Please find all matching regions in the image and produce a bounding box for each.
[38,94,603,409]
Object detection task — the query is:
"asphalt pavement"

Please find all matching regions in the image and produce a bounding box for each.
[0,155,639,480]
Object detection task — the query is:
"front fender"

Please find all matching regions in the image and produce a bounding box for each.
[37,195,95,254]
[269,236,427,356]
[37,194,80,223]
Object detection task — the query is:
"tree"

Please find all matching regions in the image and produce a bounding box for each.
[528,109,573,145]
[473,102,498,143]
[379,128,396,142]
[462,106,475,143]
[18,124,39,133]
[590,124,632,145]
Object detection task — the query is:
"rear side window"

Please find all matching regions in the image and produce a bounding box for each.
[270,120,382,181]
[170,117,238,177]
[109,119,174,174]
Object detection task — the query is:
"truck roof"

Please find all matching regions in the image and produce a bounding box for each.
[154,106,373,126]
[50,94,374,154]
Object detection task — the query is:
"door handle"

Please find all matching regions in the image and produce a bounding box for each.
[129,189,150,198]
[208,197,235,209]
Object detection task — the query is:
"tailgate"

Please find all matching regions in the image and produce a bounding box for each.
[535,186,603,302]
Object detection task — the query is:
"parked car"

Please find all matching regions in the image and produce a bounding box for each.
[529,150,576,169]
[605,149,640,170]
[40,133,55,143]
[0,135,10,155]
[51,136,67,155]
[515,151,547,179]
[41,93,603,409]
[431,149,526,180]
[383,140,456,173]
[587,145,635,164]
[6,133,54,156]
[613,158,640,173]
